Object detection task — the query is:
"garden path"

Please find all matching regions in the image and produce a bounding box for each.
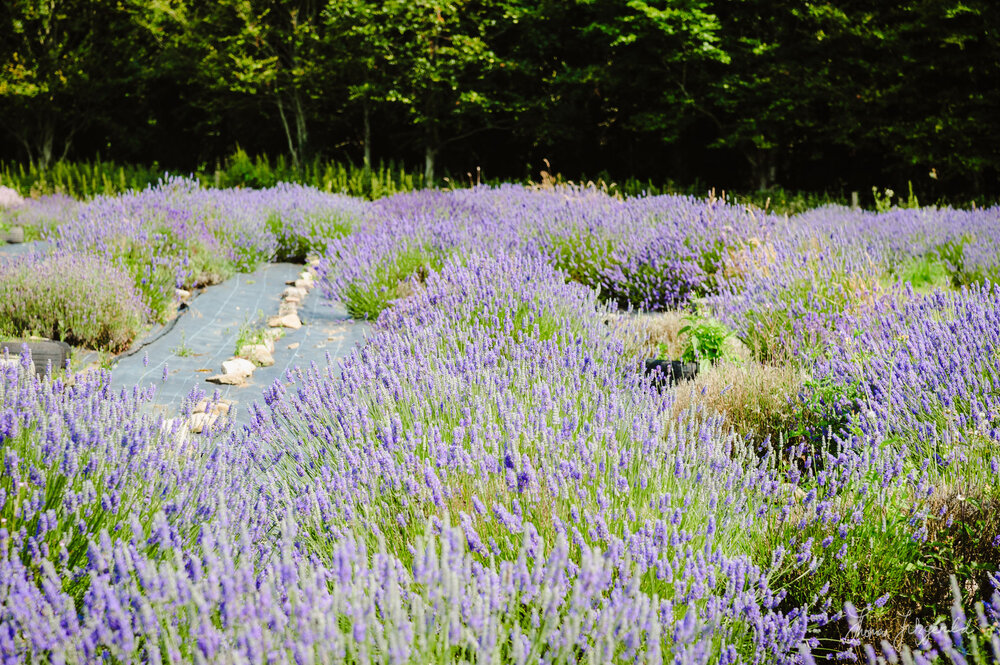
[109,262,370,428]
[0,240,50,264]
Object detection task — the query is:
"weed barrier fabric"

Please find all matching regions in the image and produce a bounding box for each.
[0,240,50,264]
[109,262,369,427]
[241,281,370,427]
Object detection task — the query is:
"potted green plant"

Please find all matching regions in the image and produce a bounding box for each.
[644,315,736,388]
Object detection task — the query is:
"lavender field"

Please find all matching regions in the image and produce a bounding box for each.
[3,181,1000,663]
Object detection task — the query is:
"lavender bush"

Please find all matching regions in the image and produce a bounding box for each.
[0,193,79,240]
[2,182,1000,662]
[0,251,146,352]
[53,177,367,322]
[816,284,1000,448]
[709,204,1000,363]
[317,186,771,319]
[0,178,366,348]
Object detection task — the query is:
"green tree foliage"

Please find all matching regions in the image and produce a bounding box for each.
[0,0,144,168]
[0,0,998,200]
[343,0,518,182]
[142,0,327,168]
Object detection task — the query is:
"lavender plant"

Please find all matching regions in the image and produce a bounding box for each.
[45,176,366,320]
[0,251,146,352]
[3,182,1000,663]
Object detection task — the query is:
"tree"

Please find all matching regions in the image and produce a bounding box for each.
[0,0,135,168]
[144,0,327,169]
[321,0,397,169]
[872,0,1000,193]
[376,0,517,182]
[522,0,731,183]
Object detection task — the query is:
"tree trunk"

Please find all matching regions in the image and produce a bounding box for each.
[293,90,308,165]
[17,135,34,166]
[362,102,372,170]
[276,92,309,170]
[58,126,76,163]
[36,121,55,171]
[424,143,437,184]
[3,112,68,171]
[746,148,775,191]
[424,122,441,187]
[276,95,299,169]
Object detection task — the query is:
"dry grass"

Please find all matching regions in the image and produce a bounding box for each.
[722,237,778,281]
[669,360,805,445]
[616,310,751,362]
[611,310,804,445]
[616,310,689,359]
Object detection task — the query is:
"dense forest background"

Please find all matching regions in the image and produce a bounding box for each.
[1,0,998,202]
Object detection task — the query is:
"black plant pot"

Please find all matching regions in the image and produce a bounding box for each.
[644,358,699,389]
[1,339,71,376]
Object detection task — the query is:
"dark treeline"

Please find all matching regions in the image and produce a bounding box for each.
[1,0,998,201]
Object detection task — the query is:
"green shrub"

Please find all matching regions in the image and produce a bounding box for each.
[888,254,952,292]
[0,252,146,352]
[762,436,1000,657]
[342,245,448,320]
[676,315,737,371]
[784,376,863,448]
[268,211,355,262]
[933,235,1000,287]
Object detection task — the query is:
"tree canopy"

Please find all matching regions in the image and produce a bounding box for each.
[1,0,998,199]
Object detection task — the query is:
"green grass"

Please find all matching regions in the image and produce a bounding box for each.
[342,245,449,320]
[233,311,275,359]
[0,152,934,214]
[171,331,198,358]
[0,150,431,201]
[759,429,1000,656]
[268,210,356,263]
[1,421,177,604]
[888,254,953,293]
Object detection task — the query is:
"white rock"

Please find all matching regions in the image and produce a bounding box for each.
[283,286,307,301]
[268,313,302,329]
[175,289,192,302]
[294,277,314,289]
[188,412,219,434]
[223,357,254,376]
[287,342,300,350]
[206,373,242,385]
[240,344,274,367]
[278,301,298,316]
[207,357,255,385]
[192,398,234,416]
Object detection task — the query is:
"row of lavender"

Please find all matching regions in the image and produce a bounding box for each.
[314,186,1000,660]
[319,186,1000,355]
[4,182,1000,661]
[4,249,999,662]
[1,178,364,350]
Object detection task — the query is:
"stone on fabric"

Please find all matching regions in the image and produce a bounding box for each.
[207,357,255,385]
[268,313,302,329]
[240,344,275,367]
